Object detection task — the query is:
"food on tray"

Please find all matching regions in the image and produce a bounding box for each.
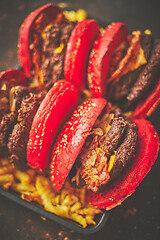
[0,158,101,228]
[64,19,100,89]
[50,98,159,210]
[27,80,79,170]
[88,24,160,117]
[0,3,160,228]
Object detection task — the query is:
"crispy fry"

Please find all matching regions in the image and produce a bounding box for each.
[0,173,14,189]
[0,164,15,175]
[22,192,42,205]
[70,202,81,212]
[0,158,101,227]
[86,215,96,225]
[76,207,102,215]
[70,213,87,228]
[0,174,14,183]
[12,182,36,193]
[14,169,31,184]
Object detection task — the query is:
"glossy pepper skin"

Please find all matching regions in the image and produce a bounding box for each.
[131,78,160,118]
[87,118,159,210]
[64,19,100,90]
[0,69,28,88]
[27,80,79,170]
[50,98,107,191]
[18,4,62,78]
[88,22,128,98]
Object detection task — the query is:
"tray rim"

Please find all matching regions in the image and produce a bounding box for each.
[0,186,110,234]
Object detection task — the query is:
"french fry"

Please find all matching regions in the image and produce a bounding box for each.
[61,194,70,206]
[70,202,81,212]
[14,169,31,184]
[35,175,56,210]
[0,157,101,227]
[70,213,87,228]
[22,192,42,205]
[0,174,14,183]
[0,165,15,175]
[85,215,96,225]
[12,182,36,193]
[76,207,102,215]
[2,182,13,189]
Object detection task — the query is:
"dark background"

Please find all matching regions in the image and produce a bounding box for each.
[0,0,160,239]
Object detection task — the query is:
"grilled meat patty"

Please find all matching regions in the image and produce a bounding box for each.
[41,19,76,90]
[8,92,44,168]
[79,110,138,192]
[108,33,160,111]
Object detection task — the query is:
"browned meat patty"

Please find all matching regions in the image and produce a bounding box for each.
[107,33,159,111]
[100,116,127,157]
[125,39,160,110]
[79,112,138,192]
[0,113,17,148]
[110,121,138,179]
[8,92,44,167]
[11,86,30,112]
[41,19,76,90]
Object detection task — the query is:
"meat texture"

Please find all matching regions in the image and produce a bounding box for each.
[8,92,44,168]
[41,19,76,90]
[80,113,138,192]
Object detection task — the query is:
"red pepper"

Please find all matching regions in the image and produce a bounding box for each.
[50,98,107,191]
[27,80,79,170]
[0,69,28,89]
[87,118,159,210]
[88,22,128,97]
[64,19,100,90]
[132,79,160,119]
[18,4,62,78]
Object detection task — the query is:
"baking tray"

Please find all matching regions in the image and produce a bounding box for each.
[0,185,109,234]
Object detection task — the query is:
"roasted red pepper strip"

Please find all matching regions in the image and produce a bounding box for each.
[88,22,128,97]
[18,4,62,77]
[50,98,107,191]
[64,19,100,90]
[87,118,159,210]
[27,80,79,170]
[132,79,160,118]
[0,69,28,89]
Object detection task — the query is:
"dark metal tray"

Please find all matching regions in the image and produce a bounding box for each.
[0,186,109,234]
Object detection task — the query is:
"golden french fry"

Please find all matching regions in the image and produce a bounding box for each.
[14,169,31,184]
[61,194,70,206]
[2,181,13,189]
[70,213,87,228]
[70,202,81,212]
[0,154,102,227]
[12,182,36,193]
[60,189,68,204]
[64,10,77,22]
[76,207,102,215]
[76,9,87,22]
[51,205,69,218]
[53,195,60,205]
[21,192,42,205]
[0,174,14,183]
[0,165,15,175]
[26,169,36,183]
[35,175,56,209]
[85,215,96,225]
